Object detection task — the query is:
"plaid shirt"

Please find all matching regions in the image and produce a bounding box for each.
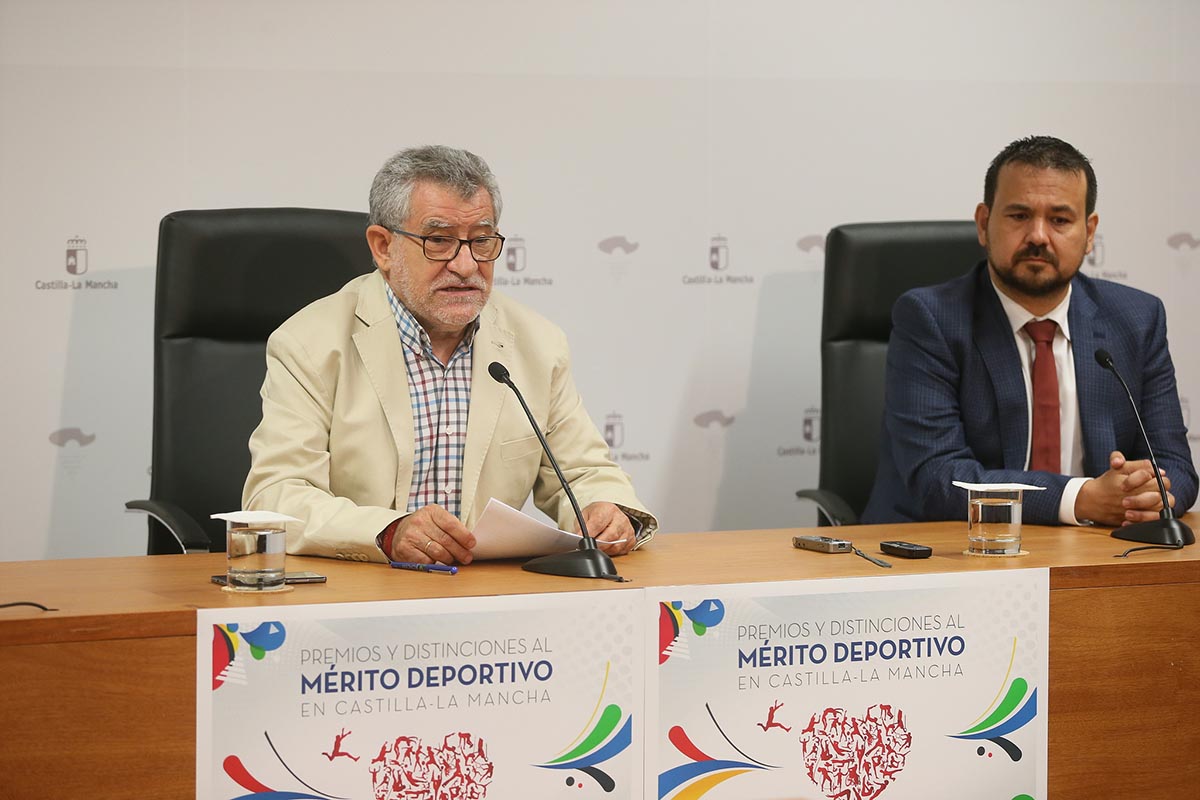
[385,284,476,519]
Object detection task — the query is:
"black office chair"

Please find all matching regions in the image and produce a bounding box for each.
[797,221,985,525]
[127,208,373,554]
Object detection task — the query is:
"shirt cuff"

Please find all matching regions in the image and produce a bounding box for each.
[375,516,406,560]
[615,505,656,548]
[1058,477,1093,526]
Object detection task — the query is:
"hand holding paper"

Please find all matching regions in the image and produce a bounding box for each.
[471,499,627,560]
[579,501,637,556]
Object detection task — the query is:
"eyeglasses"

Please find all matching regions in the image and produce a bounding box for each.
[390,229,506,263]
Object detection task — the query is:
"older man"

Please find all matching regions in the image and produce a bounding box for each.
[863,135,1196,526]
[243,145,656,564]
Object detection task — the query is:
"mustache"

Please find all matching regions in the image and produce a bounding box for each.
[431,275,488,291]
[1014,245,1058,267]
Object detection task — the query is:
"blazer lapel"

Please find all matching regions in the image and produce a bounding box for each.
[1067,280,1112,475]
[973,267,1029,470]
[352,272,415,502]
[459,302,517,525]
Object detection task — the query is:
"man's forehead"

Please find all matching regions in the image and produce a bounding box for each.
[996,162,1087,199]
[410,182,495,226]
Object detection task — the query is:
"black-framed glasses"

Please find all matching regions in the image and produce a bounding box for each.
[390,229,506,262]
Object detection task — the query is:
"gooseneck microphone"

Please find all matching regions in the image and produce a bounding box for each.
[488,361,623,580]
[1094,349,1194,548]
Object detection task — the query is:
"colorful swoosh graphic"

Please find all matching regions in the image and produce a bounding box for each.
[948,639,1039,762]
[659,704,774,799]
[535,662,633,793]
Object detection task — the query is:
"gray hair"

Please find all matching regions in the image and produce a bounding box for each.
[368,145,502,229]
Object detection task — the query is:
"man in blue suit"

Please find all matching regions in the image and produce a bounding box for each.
[863,136,1196,526]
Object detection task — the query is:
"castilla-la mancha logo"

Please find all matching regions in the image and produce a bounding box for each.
[684,236,752,286]
[603,413,624,449]
[603,412,649,463]
[709,235,729,271]
[778,408,820,458]
[66,237,88,274]
[803,406,821,443]
[1085,233,1104,268]
[36,235,117,290]
[1084,233,1126,281]
[505,236,526,272]
[494,236,551,288]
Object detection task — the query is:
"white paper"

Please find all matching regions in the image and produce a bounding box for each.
[210,510,302,524]
[951,481,1046,492]
[471,498,626,560]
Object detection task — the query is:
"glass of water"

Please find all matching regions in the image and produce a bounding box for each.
[966,488,1024,555]
[225,525,287,590]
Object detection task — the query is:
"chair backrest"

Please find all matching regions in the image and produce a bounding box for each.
[818,221,985,522]
[146,208,373,553]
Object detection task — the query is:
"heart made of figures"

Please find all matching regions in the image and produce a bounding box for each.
[799,704,912,800]
[370,732,494,799]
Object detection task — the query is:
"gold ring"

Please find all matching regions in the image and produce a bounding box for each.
[425,539,436,556]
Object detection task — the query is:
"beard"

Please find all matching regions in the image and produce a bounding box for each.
[393,265,490,330]
[988,242,1080,298]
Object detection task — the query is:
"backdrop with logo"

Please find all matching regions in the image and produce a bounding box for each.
[2,1,1198,559]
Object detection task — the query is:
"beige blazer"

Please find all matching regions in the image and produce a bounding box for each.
[243,271,656,562]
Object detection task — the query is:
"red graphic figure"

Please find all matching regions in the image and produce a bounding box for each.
[370,732,494,800]
[800,704,911,800]
[322,728,360,762]
[757,700,792,733]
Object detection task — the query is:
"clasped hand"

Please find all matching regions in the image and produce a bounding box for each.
[1074,450,1174,527]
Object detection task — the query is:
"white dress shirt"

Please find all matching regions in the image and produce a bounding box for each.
[990,279,1090,524]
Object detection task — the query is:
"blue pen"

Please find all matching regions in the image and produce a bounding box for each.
[390,561,458,575]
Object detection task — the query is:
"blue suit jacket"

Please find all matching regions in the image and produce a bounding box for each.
[862,261,1197,524]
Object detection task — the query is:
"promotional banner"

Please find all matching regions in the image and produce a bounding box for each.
[647,570,1049,800]
[197,591,644,800]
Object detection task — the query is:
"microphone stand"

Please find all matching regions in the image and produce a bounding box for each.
[488,362,624,581]
[1094,349,1194,549]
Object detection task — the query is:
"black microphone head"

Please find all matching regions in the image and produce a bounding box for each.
[488,361,511,384]
[1094,349,1114,370]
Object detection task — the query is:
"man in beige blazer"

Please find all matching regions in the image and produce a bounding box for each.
[243,146,656,565]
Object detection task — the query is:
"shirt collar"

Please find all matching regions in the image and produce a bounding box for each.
[384,282,479,362]
[989,274,1073,342]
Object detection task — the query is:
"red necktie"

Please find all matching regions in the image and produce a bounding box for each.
[1024,319,1060,473]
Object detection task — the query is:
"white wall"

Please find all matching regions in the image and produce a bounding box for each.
[2,0,1197,560]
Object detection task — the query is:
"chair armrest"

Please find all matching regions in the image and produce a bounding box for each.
[795,489,859,527]
[125,500,212,554]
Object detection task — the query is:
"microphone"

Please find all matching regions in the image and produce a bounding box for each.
[1093,349,1194,547]
[488,361,623,580]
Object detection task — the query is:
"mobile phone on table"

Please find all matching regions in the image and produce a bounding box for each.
[211,571,327,586]
[792,535,852,553]
[878,541,932,559]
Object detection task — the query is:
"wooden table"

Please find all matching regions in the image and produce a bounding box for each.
[1,518,1197,798]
